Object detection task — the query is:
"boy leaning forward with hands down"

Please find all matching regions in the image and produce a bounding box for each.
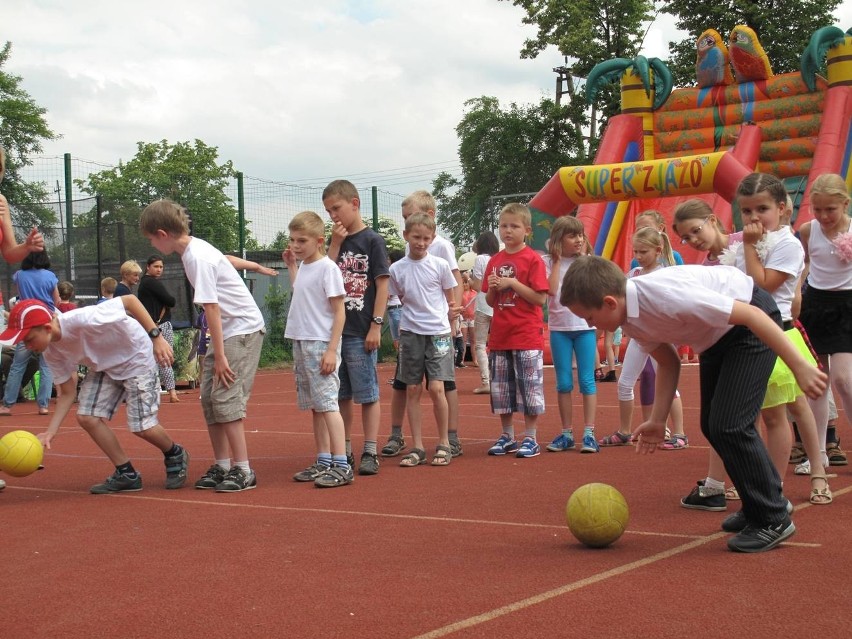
[0,296,189,494]
[561,256,827,553]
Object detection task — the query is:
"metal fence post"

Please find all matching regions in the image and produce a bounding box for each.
[63,153,73,280]
[371,185,378,230]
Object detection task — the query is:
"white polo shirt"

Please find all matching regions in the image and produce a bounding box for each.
[624,265,755,354]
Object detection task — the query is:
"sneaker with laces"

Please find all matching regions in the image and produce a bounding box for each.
[90,471,143,494]
[794,459,811,475]
[195,464,227,489]
[722,500,793,533]
[546,433,575,452]
[487,434,518,456]
[315,464,354,488]
[293,463,330,482]
[515,437,540,458]
[215,467,257,492]
[580,433,600,454]
[164,447,190,489]
[358,452,380,476]
[727,518,796,553]
[680,481,726,511]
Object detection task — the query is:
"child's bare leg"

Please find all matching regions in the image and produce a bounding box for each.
[207,423,231,462]
[78,415,130,466]
[340,398,354,442]
[789,396,826,471]
[558,391,573,430]
[618,399,633,435]
[322,411,346,458]
[134,424,174,452]
[221,419,249,464]
[582,392,596,427]
[406,385,425,451]
[428,380,449,447]
[361,400,380,442]
[760,405,792,482]
[313,411,331,453]
[670,396,685,436]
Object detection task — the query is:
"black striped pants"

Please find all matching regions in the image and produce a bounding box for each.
[698,287,787,526]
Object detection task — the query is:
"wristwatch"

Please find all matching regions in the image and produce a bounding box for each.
[148,327,162,339]
[371,316,384,325]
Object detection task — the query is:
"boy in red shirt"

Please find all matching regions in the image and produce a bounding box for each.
[482,203,549,458]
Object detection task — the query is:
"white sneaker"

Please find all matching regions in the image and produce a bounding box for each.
[794,459,811,475]
[0,478,6,490]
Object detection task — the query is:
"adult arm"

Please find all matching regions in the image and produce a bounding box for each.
[0,194,44,263]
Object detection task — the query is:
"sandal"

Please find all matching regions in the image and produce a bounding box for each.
[661,434,689,450]
[725,485,740,501]
[449,439,463,458]
[789,442,807,464]
[431,444,452,467]
[598,431,631,446]
[810,476,833,505]
[399,448,426,467]
[381,436,406,457]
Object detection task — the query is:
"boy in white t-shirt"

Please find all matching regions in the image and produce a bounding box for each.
[140,199,266,493]
[1,297,189,494]
[562,256,827,553]
[382,190,465,459]
[283,211,350,488]
[390,213,459,467]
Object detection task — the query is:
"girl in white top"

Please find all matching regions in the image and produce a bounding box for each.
[541,216,598,453]
[730,173,829,504]
[599,225,686,449]
[798,173,852,487]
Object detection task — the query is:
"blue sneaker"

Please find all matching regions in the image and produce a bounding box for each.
[546,433,575,452]
[515,437,541,458]
[580,433,600,454]
[488,434,518,456]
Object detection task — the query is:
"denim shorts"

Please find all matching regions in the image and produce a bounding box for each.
[387,306,402,342]
[339,335,380,404]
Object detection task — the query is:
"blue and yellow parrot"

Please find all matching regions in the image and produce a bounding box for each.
[696,29,734,87]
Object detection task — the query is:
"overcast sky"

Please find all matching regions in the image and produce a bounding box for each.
[5,1,852,202]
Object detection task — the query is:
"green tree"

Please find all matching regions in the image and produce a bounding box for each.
[77,139,244,252]
[0,41,59,233]
[504,0,654,137]
[432,96,580,244]
[663,0,842,86]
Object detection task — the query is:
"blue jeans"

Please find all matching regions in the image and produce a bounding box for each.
[3,344,53,409]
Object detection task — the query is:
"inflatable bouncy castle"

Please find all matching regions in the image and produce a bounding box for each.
[528,24,852,268]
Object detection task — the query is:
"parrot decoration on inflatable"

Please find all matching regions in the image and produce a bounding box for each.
[729,24,773,82]
[696,28,734,87]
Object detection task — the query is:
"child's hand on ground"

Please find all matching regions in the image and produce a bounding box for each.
[742,222,764,245]
[632,420,666,454]
[37,431,55,449]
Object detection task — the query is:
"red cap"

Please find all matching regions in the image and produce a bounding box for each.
[0,299,53,345]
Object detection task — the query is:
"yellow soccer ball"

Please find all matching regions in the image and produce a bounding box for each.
[565,482,629,548]
[0,430,44,477]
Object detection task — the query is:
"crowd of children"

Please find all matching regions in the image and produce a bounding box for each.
[0,151,849,553]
